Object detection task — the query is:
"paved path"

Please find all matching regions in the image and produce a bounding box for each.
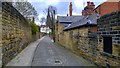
[6,37,45,66]
[32,36,96,66]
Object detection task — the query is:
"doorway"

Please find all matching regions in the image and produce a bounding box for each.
[103,36,112,54]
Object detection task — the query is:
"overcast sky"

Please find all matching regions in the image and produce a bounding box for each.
[27,0,107,25]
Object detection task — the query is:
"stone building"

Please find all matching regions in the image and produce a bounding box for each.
[96,11,120,66]
[55,0,120,66]
[55,16,83,46]
[55,1,98,65]
[55,12,99,64]
[55,2,83,45]
[63,13,99,57]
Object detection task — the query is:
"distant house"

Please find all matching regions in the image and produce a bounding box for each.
[55,1,99,51]
[55,15,83,44]
[40,25,51,33]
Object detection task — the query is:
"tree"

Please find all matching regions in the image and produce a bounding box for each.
[46,6,57,29]
[12,1,38,19]
[46,6,57,41]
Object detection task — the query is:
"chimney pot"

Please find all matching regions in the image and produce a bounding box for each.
[87,1,91,6]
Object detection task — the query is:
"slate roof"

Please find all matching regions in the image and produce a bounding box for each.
[64,13,99,30]
[57,16,83,23]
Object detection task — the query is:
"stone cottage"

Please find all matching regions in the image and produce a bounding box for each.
[63,13,99,59]
[55,16,83,47]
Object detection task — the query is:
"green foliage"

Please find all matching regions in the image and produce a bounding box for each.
[31,23,39,33]
[49,32,54,35]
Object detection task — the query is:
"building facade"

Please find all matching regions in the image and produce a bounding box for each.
[94,0,120,16]
[55,13,99,64]
[97,11,120,66]
[55,0,120,66]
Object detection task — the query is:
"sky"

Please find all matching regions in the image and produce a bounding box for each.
[27,0,107,26]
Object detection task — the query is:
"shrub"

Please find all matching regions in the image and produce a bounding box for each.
[31,23,39,33]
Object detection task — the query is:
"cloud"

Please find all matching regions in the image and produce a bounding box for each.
[35,21,41,26]
[28,0,107,26]
[45,0,60,6]
[28,0,60,5]
[74,0,84,9]
[38,14,45,20]
[83,0,107,2]
[72,12,81,15]
[35,14,46,25]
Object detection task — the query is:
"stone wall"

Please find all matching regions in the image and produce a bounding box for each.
[55,23,98,63]
[55,11,120,66]
[2,2,32,65]
[32,32,40,42]
[0,2,2,67]
[97,11,120,66]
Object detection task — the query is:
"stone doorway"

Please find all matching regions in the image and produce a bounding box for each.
[103,36,112,54]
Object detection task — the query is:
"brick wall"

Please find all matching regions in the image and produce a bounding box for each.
[95,1,120,16]
[2,2,32,65]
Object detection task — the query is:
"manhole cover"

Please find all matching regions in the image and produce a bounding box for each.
[47,56,66,65]
[55,60,60,63]
[54,60,62,64]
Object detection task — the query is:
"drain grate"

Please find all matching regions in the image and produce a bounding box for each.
[55,60,60,63]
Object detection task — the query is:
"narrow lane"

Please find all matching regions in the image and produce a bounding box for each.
[31,36,95,66]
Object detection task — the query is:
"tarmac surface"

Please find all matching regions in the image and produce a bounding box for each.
[31,36,95,66]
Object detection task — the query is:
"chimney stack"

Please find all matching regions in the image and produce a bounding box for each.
[69,2,72,16]
[87,1,91,6]
[90,2,95,9]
